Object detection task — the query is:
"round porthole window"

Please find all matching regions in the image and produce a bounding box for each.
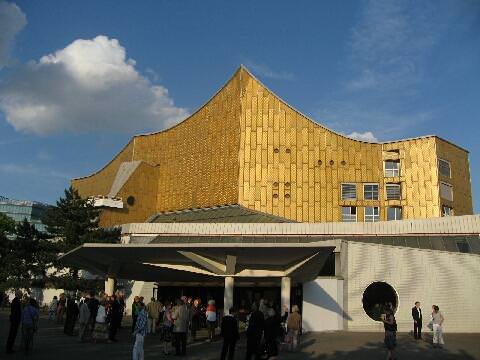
[126,196,135,206]
[362,281,398,321]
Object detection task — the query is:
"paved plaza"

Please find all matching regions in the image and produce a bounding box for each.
[1,311,480,359]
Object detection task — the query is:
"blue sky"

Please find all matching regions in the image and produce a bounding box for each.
[0,0,479,212]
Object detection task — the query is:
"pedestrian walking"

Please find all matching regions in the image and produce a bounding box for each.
[132,302,148,360]
[5,291,22,355]
[431,305,445,348]
[220,307,239,360]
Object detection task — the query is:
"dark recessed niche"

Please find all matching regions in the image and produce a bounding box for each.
[285,182,291,187]
[126,196,135,206]
[285,193,291,199]
[317,160,322,166]
[273,193,279,199]
[274,148,280,153]
[341,160,347,166]
[329,160,334,165]
[273,182,279,188]
[285,148,291,153]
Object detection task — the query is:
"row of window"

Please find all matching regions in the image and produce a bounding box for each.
[342,206,402,222]
[384,158,452,179]
[341,183,401,201]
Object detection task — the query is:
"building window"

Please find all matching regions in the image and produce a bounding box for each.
[456,241,470,253]
[387,207,402,221]
[364,184,379,200]
[386,183,401,200]
[438,159,451,178]
[341,183,356,200]
[442,205,453,217]
[440,182,453,201]
[342,206,357,222]
[365,206,380,222]
[384,160,400,177]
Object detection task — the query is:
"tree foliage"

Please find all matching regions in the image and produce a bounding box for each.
[0,187,120,293]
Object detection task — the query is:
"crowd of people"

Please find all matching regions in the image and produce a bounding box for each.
[5,290,447,359]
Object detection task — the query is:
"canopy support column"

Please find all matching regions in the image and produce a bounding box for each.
[224,276,234,315]
[105,277,115,296]
[281,276,291,314]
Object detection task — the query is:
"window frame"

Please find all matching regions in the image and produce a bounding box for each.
[364,206,380,222]
[442,205,453,217]
[384,160,400,177]
[341,206,357,222]
[438,158,451,178]
[385,183,402,200]
[341,183,357,200]
[363,183,379,200]
[440,182,453,202]
[387,206,402,221]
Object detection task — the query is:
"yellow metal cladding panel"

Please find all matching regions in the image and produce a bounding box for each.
[237,68,472,222]
[99,162,159,227]
[435,138,473,215]
[71,140,134,198]
[72,66,473,225]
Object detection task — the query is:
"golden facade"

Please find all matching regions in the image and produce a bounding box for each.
[72,66,473,227]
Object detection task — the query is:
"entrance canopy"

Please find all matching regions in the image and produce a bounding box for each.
[60,241,338,285]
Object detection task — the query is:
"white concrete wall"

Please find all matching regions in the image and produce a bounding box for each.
[345,241,480,332]
[302,278,344,332]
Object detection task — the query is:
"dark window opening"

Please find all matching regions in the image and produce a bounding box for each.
[456,241,471,253]
[362,282,398,321]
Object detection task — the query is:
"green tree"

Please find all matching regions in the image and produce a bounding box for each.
[0,213,16,292]
[43,187,120,291]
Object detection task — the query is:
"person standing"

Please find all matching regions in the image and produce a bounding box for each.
[245,303,265,360]
[162,302,174,355]
[108,295,121,342]
[88,291,99,332]
[78,297,91,342]
[48,296,58,321]
[206,299,217,342]
[5,291,22,354]
[146,297,160,334]
[56,293,66,323]
[131,296,140,333]
[21,298,39,355]
[264,308,281,360]
[412,301,423,340]
[382,306,397,360]
[220,308,239,360]
[64,296,79,336]
[172,298,189,356]
[92,299,109,342]
[132,302,148,360]
[431,305,445,348]
[190,299,201,341]
[286,305,302,352]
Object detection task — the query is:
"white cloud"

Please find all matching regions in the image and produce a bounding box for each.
[0,1,26,69]
[347,131,378,142]
[244,60,295,81]
[0,35,188,135]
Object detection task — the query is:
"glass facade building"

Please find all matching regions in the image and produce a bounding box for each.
[0,195,50,233]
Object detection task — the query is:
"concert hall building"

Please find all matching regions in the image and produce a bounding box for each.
[63,66,480,332]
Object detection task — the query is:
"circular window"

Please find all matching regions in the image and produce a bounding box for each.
[362,282,398,321]
[329,160,334,166]
[126,196,135,206]
[317,160,322,166]
[274,148,280,153]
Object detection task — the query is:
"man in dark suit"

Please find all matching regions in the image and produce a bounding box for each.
[246,304,265,360]
[5,291,22,354]
[411,301,423,340]
[220,308,239,360]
